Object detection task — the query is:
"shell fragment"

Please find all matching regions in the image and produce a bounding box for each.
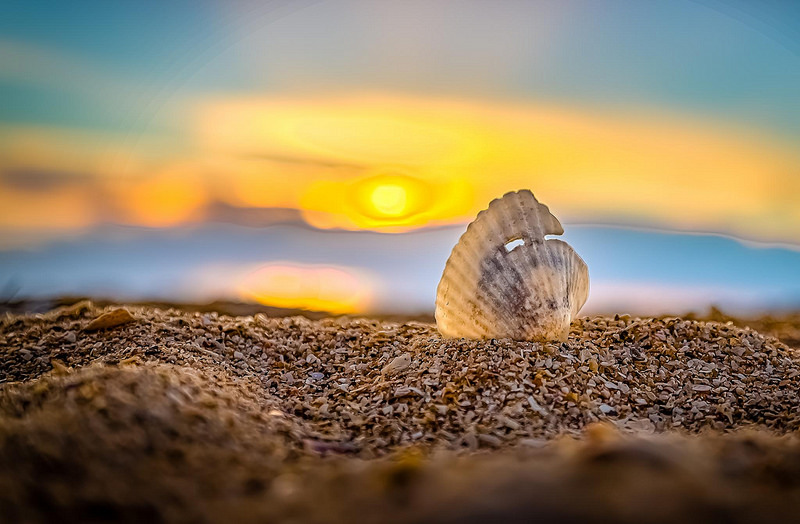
[435,190,589,341]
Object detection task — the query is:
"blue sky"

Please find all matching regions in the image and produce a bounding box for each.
[2,0,799,135]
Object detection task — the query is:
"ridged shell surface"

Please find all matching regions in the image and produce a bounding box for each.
[435,190,589,341]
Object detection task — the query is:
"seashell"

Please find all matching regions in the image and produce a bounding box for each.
[435,189,589,341]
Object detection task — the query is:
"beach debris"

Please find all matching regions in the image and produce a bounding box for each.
[84,307,135,331]
[50,358,72,375]
[3,308,800,456]
[382,353,412,376]
[599,403,617,415]
[436,190,589,341]
[50,299,93,319]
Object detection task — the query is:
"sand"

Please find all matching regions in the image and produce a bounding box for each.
[2,303,800,523]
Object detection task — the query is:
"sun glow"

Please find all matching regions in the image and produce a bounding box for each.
[351,172,435,222]
[238,263,374,314]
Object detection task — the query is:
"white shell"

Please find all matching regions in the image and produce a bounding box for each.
[435,190,589,341]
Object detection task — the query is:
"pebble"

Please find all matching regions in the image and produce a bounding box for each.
[84,308,135,331]
[382,353,412,376]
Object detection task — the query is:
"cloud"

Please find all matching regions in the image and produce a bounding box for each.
[242,153,364,171]
[0,39,191,137]
[0,90,798,247]
[195,92,800,243]
[0,167,95,191]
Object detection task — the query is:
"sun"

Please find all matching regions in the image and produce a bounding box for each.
[369,183,409,217]
[351,173,431,223]
[300,171,454,231]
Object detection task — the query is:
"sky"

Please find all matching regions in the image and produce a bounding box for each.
[1,0,799,314]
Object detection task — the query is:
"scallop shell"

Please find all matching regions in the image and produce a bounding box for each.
[435,190,589,341]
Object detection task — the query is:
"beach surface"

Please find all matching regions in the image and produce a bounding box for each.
[2,303,800,523]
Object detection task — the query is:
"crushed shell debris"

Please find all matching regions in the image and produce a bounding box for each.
[2,305,799,456]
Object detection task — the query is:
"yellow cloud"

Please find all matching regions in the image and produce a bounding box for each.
[196,93,800,242]
[2,94,799,246]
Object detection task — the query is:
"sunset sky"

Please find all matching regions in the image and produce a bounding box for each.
[1,0,799,314]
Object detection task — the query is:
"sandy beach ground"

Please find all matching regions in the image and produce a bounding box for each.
[2,303,800,523]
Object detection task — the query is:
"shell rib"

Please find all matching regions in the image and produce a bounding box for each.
[435,190,589,341]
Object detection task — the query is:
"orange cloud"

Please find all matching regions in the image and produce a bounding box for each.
[113,164,209,227]
[0,186,96,232]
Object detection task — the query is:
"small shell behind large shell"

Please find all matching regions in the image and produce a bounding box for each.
[435,190,589,341]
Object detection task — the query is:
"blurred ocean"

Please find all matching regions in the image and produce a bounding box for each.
[2,222,798,316]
